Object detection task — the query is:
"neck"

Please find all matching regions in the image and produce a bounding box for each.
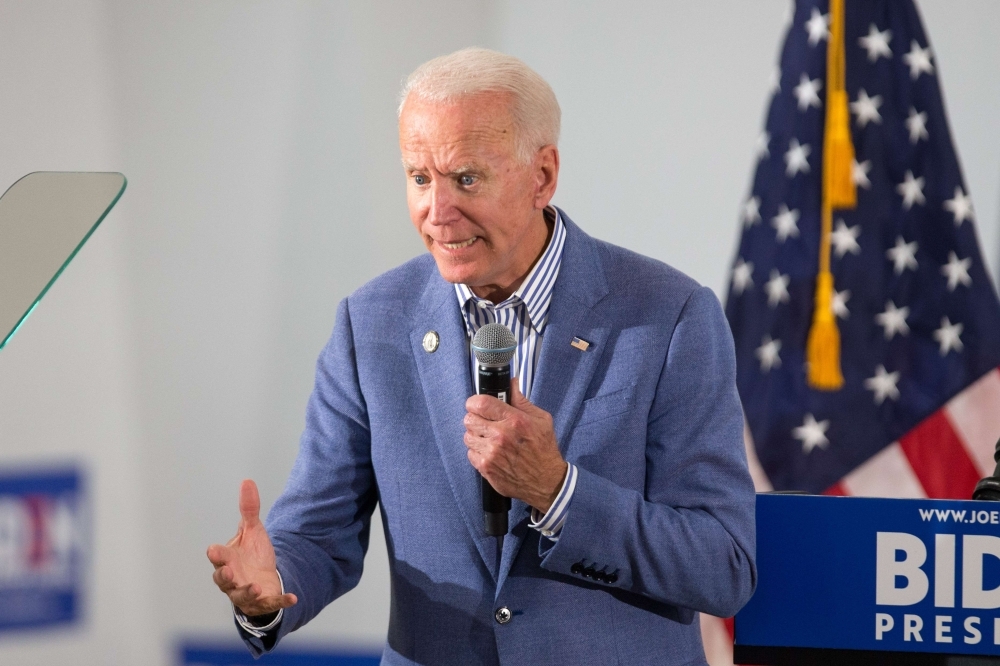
[470,209,553,303]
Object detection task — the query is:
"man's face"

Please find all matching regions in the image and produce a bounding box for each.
[399,93,557,297]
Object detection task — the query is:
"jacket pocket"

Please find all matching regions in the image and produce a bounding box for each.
[575,384,639,427]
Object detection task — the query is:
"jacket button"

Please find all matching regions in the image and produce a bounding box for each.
[495,607,512,625]
[582,567,596,579]
[570,563,584,575]
[607,572,618,584]
[593,571,607,583]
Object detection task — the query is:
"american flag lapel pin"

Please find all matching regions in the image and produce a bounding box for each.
[570,337,590,352]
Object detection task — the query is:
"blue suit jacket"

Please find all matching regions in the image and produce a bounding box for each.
[243,212,756,665]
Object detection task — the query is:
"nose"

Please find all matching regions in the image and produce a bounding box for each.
[427,180,460,227]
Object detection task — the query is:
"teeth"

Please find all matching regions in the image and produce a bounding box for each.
[442,237,477,250]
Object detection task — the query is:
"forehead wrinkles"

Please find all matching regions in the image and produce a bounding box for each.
[402,135,508,174]
[400,96,516,169]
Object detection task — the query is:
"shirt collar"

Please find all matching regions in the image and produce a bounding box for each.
[454,206,567,335]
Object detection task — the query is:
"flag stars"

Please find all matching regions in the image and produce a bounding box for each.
[784,138,811,177]
[794,73,823,111]
[903,40,934,80]
[933,317,964,355]
[755,335,782,372]
[851,89,883,128]
[887,236,919,274]
[876,301,910,339]
[852,159,872,189]
[832,289,851,319]
[831,220,861,258]
[864,365,901,405]
[743,195,762,227]
[941,252,972,291]
[859,24,893,62]
[944,186,974,226]
[772,204,801,242]
[896,171,926,209]
[732,258,754,295]
[765,269,791,308]
[793,414,830,453]
[906,108,929,144]
[805,8,830,46]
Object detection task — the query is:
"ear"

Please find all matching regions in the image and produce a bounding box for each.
[532,144,560,210]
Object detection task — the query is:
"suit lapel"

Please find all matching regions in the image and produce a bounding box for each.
[497,214,611,592]
[410,271,498,579]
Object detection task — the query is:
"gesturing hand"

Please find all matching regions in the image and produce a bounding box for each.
[464,381,568,513]
[206,479,297,617]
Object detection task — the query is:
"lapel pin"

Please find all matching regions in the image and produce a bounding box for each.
[422,330,440,353]
[571,337,590,352]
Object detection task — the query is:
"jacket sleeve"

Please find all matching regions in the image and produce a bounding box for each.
[240,297,376,656]
[538,286,757,618]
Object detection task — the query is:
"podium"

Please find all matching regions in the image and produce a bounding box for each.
[734,494,1000,665]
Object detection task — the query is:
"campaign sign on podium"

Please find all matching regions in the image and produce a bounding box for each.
[735,494,1000,662]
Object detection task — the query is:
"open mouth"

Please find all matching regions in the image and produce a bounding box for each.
[441,237,478,250]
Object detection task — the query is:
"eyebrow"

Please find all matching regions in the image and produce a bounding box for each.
[400,161,482,176]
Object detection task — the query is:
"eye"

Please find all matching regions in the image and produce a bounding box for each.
[459,174,477,187]
[411,174,429,186]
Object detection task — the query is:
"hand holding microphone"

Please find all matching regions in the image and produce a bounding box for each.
[465,323,568,536]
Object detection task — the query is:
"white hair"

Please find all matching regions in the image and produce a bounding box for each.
[398,47,561,163]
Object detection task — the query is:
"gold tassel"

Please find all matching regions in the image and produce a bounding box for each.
[806,0,853,391]
[806,270,844,389]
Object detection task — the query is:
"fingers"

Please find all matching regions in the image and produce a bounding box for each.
[206,543,236,568]
[465,393,512,421]
[463,411,497,439]
[239,479,261,527]
[212,564,238,592]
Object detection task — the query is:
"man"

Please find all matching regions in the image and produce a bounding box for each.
[208,47,756,665]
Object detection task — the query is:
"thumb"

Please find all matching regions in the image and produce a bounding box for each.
[239,479,261,526]
[509,380,534,412]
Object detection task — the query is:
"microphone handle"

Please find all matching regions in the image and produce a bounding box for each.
[478,363,513,535]
[973,438,1000,501]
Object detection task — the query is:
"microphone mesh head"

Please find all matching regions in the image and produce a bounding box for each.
[472,322,517,365]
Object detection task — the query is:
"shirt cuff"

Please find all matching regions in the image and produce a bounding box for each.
[528,463,577,541]
[234,570,284,638]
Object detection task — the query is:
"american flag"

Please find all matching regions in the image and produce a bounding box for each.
[704,0,1000,662]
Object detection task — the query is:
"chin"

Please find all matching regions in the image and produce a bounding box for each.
[425,245,481,280]
[431,258,479,286]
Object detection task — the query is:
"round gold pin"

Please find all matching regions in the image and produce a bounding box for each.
[422,330,440,353]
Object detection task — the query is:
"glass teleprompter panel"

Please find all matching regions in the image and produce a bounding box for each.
[0,172,126,350]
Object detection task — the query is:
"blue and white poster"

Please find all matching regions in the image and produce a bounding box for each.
[0,467,85,632]
[737,494,1000,657]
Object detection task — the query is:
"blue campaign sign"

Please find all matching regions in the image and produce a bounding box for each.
[736,494,1000,657]
[0,467,85,632]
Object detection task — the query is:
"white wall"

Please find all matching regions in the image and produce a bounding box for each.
[0,2,998,664]
[0,2,156,664]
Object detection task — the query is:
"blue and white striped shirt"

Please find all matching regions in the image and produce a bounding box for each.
[455,208,577,541]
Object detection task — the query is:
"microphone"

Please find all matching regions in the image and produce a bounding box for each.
[471,322,516,536]
[972,437,1000,501]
